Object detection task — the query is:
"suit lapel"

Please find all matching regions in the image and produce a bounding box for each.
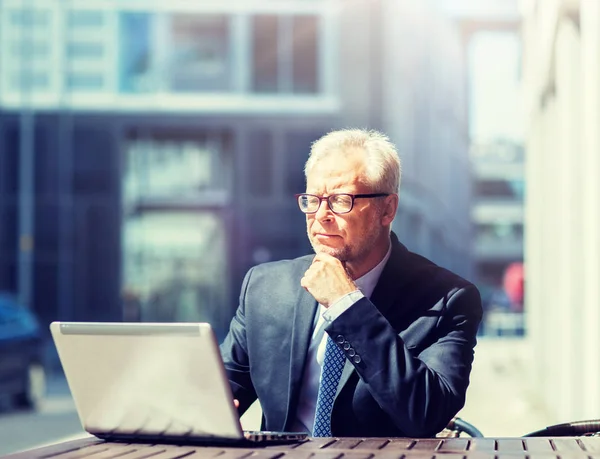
[283,259,318,428]
[369,232,410,316]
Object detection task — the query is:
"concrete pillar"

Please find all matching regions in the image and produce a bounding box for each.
[580,0,600,417]
[539,95,561,419]
[524,108,544,393]
[554,17,582,421]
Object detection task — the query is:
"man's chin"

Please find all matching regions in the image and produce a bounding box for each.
[311,243,348,261]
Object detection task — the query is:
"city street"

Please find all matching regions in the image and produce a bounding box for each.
[0,374,85,456]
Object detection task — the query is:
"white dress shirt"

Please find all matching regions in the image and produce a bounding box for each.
[290,243,392,433]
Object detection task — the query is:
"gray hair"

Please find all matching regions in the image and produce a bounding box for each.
[304,128,401,193]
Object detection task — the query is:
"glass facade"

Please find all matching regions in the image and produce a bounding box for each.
[252,15,279,93]
[119,12,152,93]
[122,211,229,325]
[169,15,232,92]
[1,4,329,104]
[475,178,525,199]
[252,15,320,93]
[122,132,232,327]
[291,15,319,93]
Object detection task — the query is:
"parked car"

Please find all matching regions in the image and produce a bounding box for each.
[0,293,46,410]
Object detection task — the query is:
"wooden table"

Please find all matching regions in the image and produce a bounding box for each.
[4,436,600,459]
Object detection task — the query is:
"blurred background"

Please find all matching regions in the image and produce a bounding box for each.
[0,0,598,454]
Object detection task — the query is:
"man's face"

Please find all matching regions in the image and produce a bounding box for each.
[305,148,390,264]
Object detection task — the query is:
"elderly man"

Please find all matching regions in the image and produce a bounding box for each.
[220,129,482,438]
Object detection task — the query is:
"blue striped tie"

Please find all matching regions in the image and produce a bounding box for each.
[313,336,346,437]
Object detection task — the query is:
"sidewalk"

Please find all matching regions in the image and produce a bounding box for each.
[457,336,555,437]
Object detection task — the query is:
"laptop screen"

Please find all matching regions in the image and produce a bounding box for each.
[50,322,244,441]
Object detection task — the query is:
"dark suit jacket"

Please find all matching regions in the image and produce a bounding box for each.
[220,232,482,438]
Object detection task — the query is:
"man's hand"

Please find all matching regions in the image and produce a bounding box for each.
[301,253,358,307]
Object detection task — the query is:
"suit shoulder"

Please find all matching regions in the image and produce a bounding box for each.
[246,254,313,279]
[404,250,476,292]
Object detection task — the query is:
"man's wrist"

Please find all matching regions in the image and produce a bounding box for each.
[323,290,364,323]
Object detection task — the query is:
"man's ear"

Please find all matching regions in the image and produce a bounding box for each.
[381,194,399,226]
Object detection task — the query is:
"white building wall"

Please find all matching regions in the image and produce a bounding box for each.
[580,0,600,419]
[522,0,600,422]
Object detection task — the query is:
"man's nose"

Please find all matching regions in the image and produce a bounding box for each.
[314,198,333,221]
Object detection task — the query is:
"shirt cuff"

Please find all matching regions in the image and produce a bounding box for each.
[322,290,365,323]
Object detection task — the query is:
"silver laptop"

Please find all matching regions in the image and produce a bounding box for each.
[50,321,307,445]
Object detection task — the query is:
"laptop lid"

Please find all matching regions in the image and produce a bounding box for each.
[50,322,246,442]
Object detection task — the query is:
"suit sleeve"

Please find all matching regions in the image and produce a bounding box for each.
[219,267,258,415]
[326,284,482,437]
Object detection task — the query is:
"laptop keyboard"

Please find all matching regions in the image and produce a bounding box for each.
[18,436,600,459]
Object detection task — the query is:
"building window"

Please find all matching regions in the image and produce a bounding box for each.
[10,9,49,27]
[67,73,104,91]
[292,16,319,93]
[11,72,49,91]
[475,179,524,199]
[67,42,104,59]
[123,131,232,203]
[122,212,230,329]
[169,15,232,92]
[119,12,152,93]
[252,15,279,93]
[121,131,232,332]
[67,10,104,28]
[247,131,273,197]
[476,222,523,242]
[11,41,48,58]
[252,15,320,94]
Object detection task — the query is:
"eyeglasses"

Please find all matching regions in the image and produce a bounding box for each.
[295,193,390,215]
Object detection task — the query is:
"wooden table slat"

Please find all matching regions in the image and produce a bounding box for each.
[52,443,114,459]
[6,436,600,459]
[323,441,362,451]
[135,446,198,459]
[277,451,342,459]
[23,440,104,459]
[244,451,287,459]
[110,445,182,459]
[103,446,170,459]
[67,444,139,459]
[579,437,600,452]
[465,439,496,452]
[523,438,556,452]
[449,452,492,459]
[551,439,585,452]
[432,454,465,459]
[496,439,525,452]
[494,455,530,459]
[334,453,374,459]
[409,440,441,451]
[292,440,337,451]
[201,450,255,459]
[381,440,414,451]
[351,440,389,451]
[437,439,469,452]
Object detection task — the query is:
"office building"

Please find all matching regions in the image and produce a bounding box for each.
[0,0,475,340]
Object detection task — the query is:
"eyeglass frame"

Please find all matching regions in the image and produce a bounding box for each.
[295,193,390,215]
